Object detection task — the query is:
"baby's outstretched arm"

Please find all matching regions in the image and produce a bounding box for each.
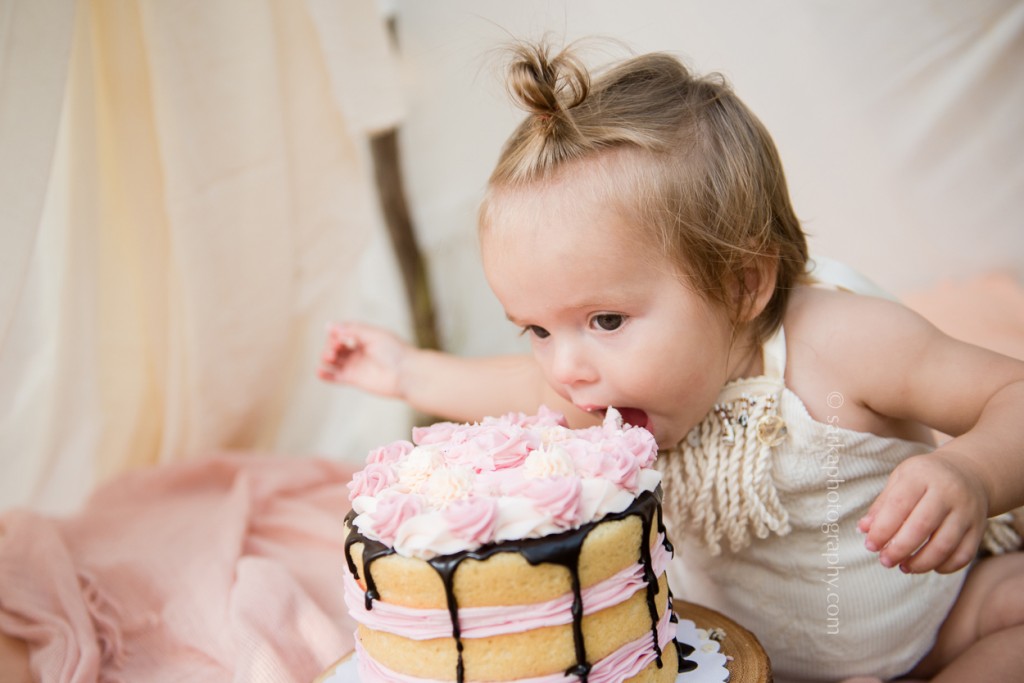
[832,296,1024,574]
[318,322,585,425]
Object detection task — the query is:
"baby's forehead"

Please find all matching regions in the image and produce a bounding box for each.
[480,192,635,251]
[481,209,686,291]
[486,145,641,202]
[478,147,701,270]
[482,166,643,238]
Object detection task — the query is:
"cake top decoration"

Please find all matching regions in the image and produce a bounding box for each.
[347,406,661,559]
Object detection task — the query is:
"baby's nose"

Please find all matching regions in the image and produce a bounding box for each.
[550,340,597,386]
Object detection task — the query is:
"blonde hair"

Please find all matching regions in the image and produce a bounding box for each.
[480,40,808,343]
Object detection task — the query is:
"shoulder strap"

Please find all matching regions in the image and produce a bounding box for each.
[762,325,787,380]
[807,255,898,302]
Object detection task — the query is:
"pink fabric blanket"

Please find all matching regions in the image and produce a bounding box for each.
[0,455,357,683]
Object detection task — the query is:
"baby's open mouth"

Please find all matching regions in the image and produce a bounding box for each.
[597,407,651,432]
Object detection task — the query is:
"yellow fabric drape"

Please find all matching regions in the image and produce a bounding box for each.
[0,0,409,513]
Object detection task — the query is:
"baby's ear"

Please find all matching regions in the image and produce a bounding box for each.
[736,256,779,323]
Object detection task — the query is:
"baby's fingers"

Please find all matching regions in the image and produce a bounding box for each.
[861,479,926,557]
[323,324,359,363]
[896,512,972,574]
[318,362,345,379]
[934,531,981,574]
[873,495,948,568]
[892,509,970,573]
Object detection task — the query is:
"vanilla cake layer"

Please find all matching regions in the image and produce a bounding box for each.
[356,574,674,681]
[344,512,659,609]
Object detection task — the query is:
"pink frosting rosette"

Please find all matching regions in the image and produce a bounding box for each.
[595,448,642,492]
[482,406,568,429]
[348,462,397,502]
[441,496,501,546]
[368,492,424,544]
[471,467,527,498]
[366,440,414,465]
[411,421,466,446]
[450,423,539,471]
[510,476,584,529]
[612,426,658,469]
[557,439,604,478]
[574,414,657,471]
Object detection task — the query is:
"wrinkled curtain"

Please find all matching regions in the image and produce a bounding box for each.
[0,0,412,513]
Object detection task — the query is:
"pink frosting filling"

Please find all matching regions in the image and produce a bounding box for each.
[345,535,671,640]
[354,599,676,683]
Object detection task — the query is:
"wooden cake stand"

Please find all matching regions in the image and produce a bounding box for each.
[675,600,772,683]
[315,600,772,683]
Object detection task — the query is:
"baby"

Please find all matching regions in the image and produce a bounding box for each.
[320,41,1024,682]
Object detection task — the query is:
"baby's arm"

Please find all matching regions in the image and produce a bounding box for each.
[821,294,1024,574]
[318,322,586,425]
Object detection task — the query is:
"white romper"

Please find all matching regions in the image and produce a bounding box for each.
[657,283,968,682]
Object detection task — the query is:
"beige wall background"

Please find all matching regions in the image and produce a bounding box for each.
[1,0,1021,513]
[393,0,1024,357]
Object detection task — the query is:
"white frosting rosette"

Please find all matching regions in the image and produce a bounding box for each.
[347,407,661,560]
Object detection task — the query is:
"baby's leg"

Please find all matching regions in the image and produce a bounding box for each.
[904,551,1024,681]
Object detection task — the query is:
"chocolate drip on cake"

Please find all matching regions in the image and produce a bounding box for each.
[676,641,698,673]
[656,500,673,554]
[638,495,665,668]
[343,509,394,611]
[344,488,673,682]
[425,552,469,682]
[666,594,697,674]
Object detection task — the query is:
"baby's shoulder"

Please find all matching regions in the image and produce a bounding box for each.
[783,285,931,355]
[781,286,940,435]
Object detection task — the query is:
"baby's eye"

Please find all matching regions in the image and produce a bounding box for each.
[591,314,625,331]
[522,325,551,339]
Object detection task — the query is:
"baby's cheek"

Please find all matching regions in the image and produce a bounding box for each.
[532,348,562,382]
[537,363,571,399]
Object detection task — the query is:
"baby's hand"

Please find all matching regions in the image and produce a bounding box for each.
[318,322,411,399]
[858,452,989,574]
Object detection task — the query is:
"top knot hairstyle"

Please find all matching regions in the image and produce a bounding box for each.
[481,40,809,344]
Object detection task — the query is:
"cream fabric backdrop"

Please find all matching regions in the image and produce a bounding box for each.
[391,0,1024,357]
[0,0,413,513]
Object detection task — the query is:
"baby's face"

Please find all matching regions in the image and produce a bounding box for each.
[481,188,749,449]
